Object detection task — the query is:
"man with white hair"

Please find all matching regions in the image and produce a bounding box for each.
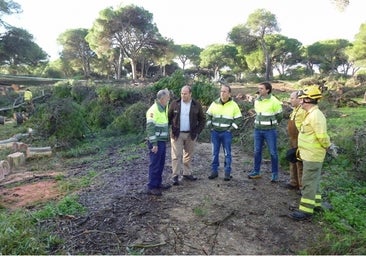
[146,89,171,196]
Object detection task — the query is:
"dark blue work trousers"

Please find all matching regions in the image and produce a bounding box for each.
[147,140,166,189]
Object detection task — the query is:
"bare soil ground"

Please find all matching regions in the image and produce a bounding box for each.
[1,141,324,255]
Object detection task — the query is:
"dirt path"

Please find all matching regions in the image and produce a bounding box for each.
[40,142,323,255]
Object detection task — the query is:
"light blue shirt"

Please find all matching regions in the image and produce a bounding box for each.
[180,100,191,131]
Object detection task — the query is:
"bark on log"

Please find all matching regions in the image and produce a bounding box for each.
[28,146,51,152]
[12,142,28,153]
[0,165,4,181]
[0,142,15,149]
[0,160,10,176]
[7,152,25,170]
[0,137,18,144]
[26,146,52,158]
[13,132,32,140]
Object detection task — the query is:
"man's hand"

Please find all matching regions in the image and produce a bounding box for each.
[151,145,158,153]
[327,143,339,158]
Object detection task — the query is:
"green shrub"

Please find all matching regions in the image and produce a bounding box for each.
[33,195,85,220]
[106,101,148,136]
[96,86,142,105]
[29,97,88,147]
[53,82,72,98]
[153,70,186,98]
[71,85,97,104]
[191,80,219,106]
[85,99,117,129]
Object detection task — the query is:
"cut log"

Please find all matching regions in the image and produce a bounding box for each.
[0,137,18,144]
[28,146,51,152]
[0,160,10,176]
[12,142,28,153]
[7,152,25,171]
[26,146,52,158]
[13,133,32,140]
[0,142,16,149]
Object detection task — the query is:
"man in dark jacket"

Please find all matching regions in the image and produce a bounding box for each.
[168,85,205,185]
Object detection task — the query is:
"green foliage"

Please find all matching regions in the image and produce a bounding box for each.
[0,210,60,255]
[327,107,366,179]
[191,79,219,106]
[61,142,101,158]
[57,170,99,193]
[106,101,148,136]
[53,81,72,98]
[0,89,20,110]
[33,195,85,220]
[95,86,143,105]
[153,70,186,97]
[85,98,116,129]
[71,84,97,104]
[307,228,366,255]
[29,97,88,147]
[152,70,219,106]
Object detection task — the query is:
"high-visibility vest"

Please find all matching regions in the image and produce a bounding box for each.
[254,94,283,129]
[298,105,331,162]
[146,100,169,145]
[206,98,242,132]
[288,105,306,148]
[24,91,32,101]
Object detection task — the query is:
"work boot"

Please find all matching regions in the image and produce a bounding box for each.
[270,173,279,183]
[224,173,232,181]
[147,188,162,196]
[288,210,312,221]
[283,183,297,190]
[159,183,171,190]
[183,175,197,181]
[172,176,180,185]
[208,172,218,179]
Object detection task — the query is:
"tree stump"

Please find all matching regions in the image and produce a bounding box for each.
[7,152,25,171]
[0,165,4,181]
[12,142,28,153]
[0,160,10,178]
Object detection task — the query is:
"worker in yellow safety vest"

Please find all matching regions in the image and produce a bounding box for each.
[288,85,331,221]
[24,88,33,102]
[248,82,283,182]
[206,84,242,181]
[23,88,34,115]
[145,89,171,196]
[285,91,306,192]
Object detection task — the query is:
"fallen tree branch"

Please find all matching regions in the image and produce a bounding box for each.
[205,210,235,226]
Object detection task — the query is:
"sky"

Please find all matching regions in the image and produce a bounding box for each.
[4,0,366,60]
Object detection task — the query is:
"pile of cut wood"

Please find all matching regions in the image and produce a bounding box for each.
[0,131,52,181]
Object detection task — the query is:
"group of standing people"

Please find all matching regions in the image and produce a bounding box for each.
[145,82,331,222]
